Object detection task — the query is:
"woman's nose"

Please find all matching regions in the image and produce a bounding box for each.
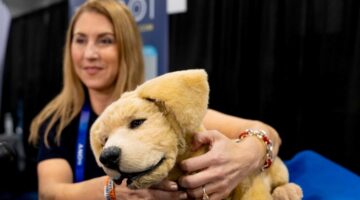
[84,43,99,59]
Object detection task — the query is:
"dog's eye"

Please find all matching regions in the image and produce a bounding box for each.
[102,137,108,146]
[129,118,146,129]
[101,136,108,146]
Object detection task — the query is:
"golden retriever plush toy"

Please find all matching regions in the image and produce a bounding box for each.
[90,69,302,199]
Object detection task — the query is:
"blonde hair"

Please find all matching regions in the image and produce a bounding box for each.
[29,0,144,146]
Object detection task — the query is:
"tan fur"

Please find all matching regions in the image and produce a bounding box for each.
[90,69,302,199]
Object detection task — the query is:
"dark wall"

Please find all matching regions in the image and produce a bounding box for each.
[1,1,67,194]
[169,0,360,175]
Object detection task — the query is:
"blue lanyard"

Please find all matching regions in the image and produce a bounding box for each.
[75,102,91,182]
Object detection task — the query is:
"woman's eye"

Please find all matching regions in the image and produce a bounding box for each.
[98,37,114,45]
[129,119,146,129]
[73,37,86,45]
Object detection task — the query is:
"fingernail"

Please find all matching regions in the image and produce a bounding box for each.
[180,192,187,199]
[170,182,178,190]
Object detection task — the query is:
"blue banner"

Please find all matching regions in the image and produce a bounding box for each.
[68,0,168,80]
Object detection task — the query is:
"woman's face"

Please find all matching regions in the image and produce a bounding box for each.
[71,11,119,94]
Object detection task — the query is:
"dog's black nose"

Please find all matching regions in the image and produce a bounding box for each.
[100,146,121,170]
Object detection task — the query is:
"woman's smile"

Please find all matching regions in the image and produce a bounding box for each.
[83,66,103,75]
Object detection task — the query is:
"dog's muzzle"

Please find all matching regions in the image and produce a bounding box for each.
[100,146,121,170]
[99,146,165,187]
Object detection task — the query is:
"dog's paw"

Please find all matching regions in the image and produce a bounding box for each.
[272,183,303,200]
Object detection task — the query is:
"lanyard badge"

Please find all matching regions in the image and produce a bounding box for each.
[75,102,91,182]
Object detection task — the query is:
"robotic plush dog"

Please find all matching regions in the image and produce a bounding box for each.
[90,69,302,199]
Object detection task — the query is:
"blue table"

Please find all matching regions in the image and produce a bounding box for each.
[286,150,360,200]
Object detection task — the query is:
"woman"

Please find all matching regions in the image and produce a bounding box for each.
[29,0,281,199]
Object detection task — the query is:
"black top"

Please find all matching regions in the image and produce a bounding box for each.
[37,105,105,182]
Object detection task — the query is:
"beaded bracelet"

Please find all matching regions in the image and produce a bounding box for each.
[104,177,116,200]
[236,129,273,171]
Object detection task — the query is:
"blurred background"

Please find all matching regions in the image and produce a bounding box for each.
[0,0,359,198]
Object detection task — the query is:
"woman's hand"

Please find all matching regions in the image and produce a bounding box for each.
[179,130,266,200]
[115,179,187,200]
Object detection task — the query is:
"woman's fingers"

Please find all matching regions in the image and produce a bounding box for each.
[181,130,226,173]
[186,181,231,200]
[179,165,215,189]
[151,179,179,191]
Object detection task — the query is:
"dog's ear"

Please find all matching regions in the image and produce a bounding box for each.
[136,69,209,133]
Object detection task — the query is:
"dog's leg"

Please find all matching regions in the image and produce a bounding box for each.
[272,183,303,200]
[269,158,303,200]
[231,175,272,200]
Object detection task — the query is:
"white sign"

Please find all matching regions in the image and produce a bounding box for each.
[167,0,187,14]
